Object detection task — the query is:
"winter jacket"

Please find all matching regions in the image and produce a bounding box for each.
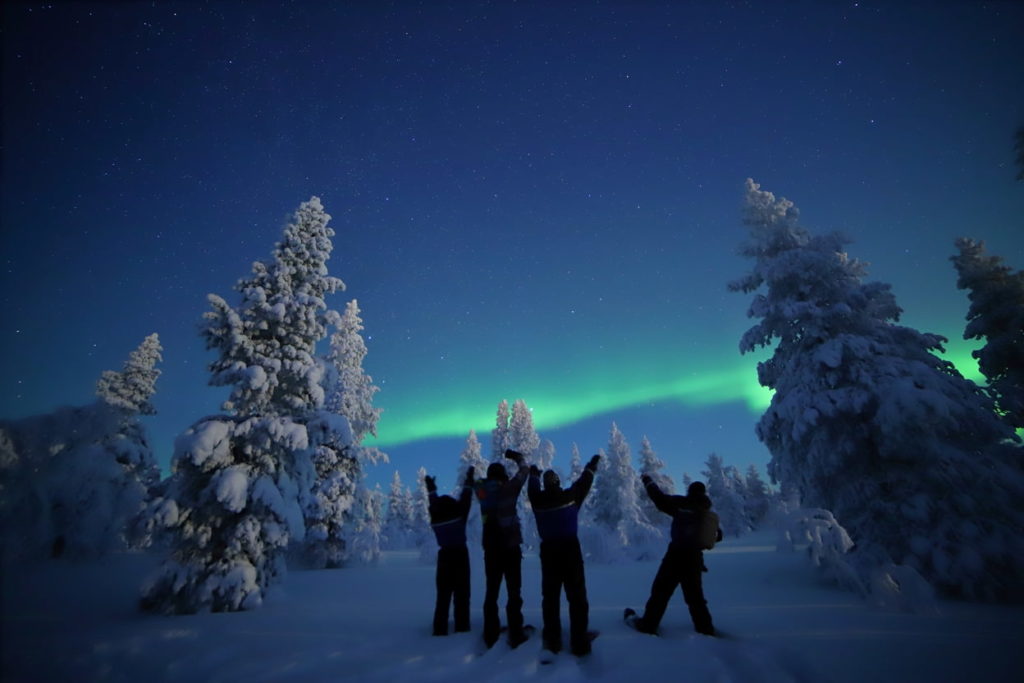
[476,467,528,549]
[429,482,474,549]
[643,480,713,549]
[527,469,595,542]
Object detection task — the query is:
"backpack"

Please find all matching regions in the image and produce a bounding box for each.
[673,508,720,550]
[696,509,720,550]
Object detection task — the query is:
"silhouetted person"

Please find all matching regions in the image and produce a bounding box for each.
[425,469,474,636]
[528,455,601,656]
[476,448,529,648]
[625,478,718,636]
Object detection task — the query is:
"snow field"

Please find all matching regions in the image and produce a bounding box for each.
[3,530,1022,682]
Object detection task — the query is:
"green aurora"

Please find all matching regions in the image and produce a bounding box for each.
[368,336,986,449]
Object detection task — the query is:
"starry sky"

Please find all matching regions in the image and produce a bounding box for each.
[2,1,1022,493]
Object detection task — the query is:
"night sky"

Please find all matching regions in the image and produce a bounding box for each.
[2,1,1022,492]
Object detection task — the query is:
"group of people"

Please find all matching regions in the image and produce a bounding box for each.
[424,448,718,658]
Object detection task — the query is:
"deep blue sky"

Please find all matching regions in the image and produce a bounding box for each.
[2,1,1022,493]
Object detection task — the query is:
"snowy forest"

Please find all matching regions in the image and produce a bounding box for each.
[2,180,1022,622]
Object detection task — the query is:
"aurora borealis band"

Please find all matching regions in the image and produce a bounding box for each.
[1,1,1021,491]
[364,338,985,449]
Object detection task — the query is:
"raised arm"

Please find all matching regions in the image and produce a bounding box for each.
[571,454,601,506]
[425,474,439,512]
[505,449,529,498]
[458,469,475,516]
[640,474,676,517]
[527,464,542,505]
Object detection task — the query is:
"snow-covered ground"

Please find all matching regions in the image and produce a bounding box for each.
[2,530,1021,682]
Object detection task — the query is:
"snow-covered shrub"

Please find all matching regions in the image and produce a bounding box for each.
[0,335,162,562]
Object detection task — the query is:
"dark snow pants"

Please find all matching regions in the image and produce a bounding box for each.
[539,538,590,655]
[482,544,524,646]
[640,544,714,635]
[433,545,471,635]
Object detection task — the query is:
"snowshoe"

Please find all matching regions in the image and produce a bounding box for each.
[508,624,535,649]
[623,608,656,635]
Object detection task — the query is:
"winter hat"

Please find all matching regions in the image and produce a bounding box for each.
[687,481,707,497]
[487,462,508,481]
[543,470,561,490]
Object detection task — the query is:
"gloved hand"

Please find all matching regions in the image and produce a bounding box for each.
[586,454,601,472]
[465,469,475,485]
[529,464,541,477]
[504,449,524,465]
[425,475,437,493]
[640,474,652,486]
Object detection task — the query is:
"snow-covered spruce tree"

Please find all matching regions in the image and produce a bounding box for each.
[729,178,1023,601]
[491,399,510,460]
[343,484,383,565]
[535,439,556,472]
[950,237,1024,430]
[383,471,414,549]
[743,464,772,529]
[324,299,383,443]
[458,430,488,489]
[141,197,344,614]
[636,435,673,534]
[302,298,386,568]
[413,466,433,561]
[569,442,583,481]
[587,423,659,561]
[457,430,488,545]
[702,453,750,537]
[96,333,162,416]
[508,399,540,460]
[501,398,539,550]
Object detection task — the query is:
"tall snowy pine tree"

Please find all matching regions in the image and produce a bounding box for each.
[141,197,344,613]
[729,179,1023,600]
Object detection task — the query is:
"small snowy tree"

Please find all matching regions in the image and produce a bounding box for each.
[324,299,382,443]
[457,430,487,544]
[569,442,583,481]
[636,436,673,533]
[412,467,433,561]
[508,399,540,461]
[535,438,556,472]
[343,484,383,565]
[743,464,772,529]
[950,237,1024,429]
[729,178,1023,601]
[457,429,488,488]
[302,296,386,568]
[142,197,344,613]
[588,423,659,560]
[703,453,749,537]
[383,471,414,549]
[491,400,510,460]
[95,333,162,416]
